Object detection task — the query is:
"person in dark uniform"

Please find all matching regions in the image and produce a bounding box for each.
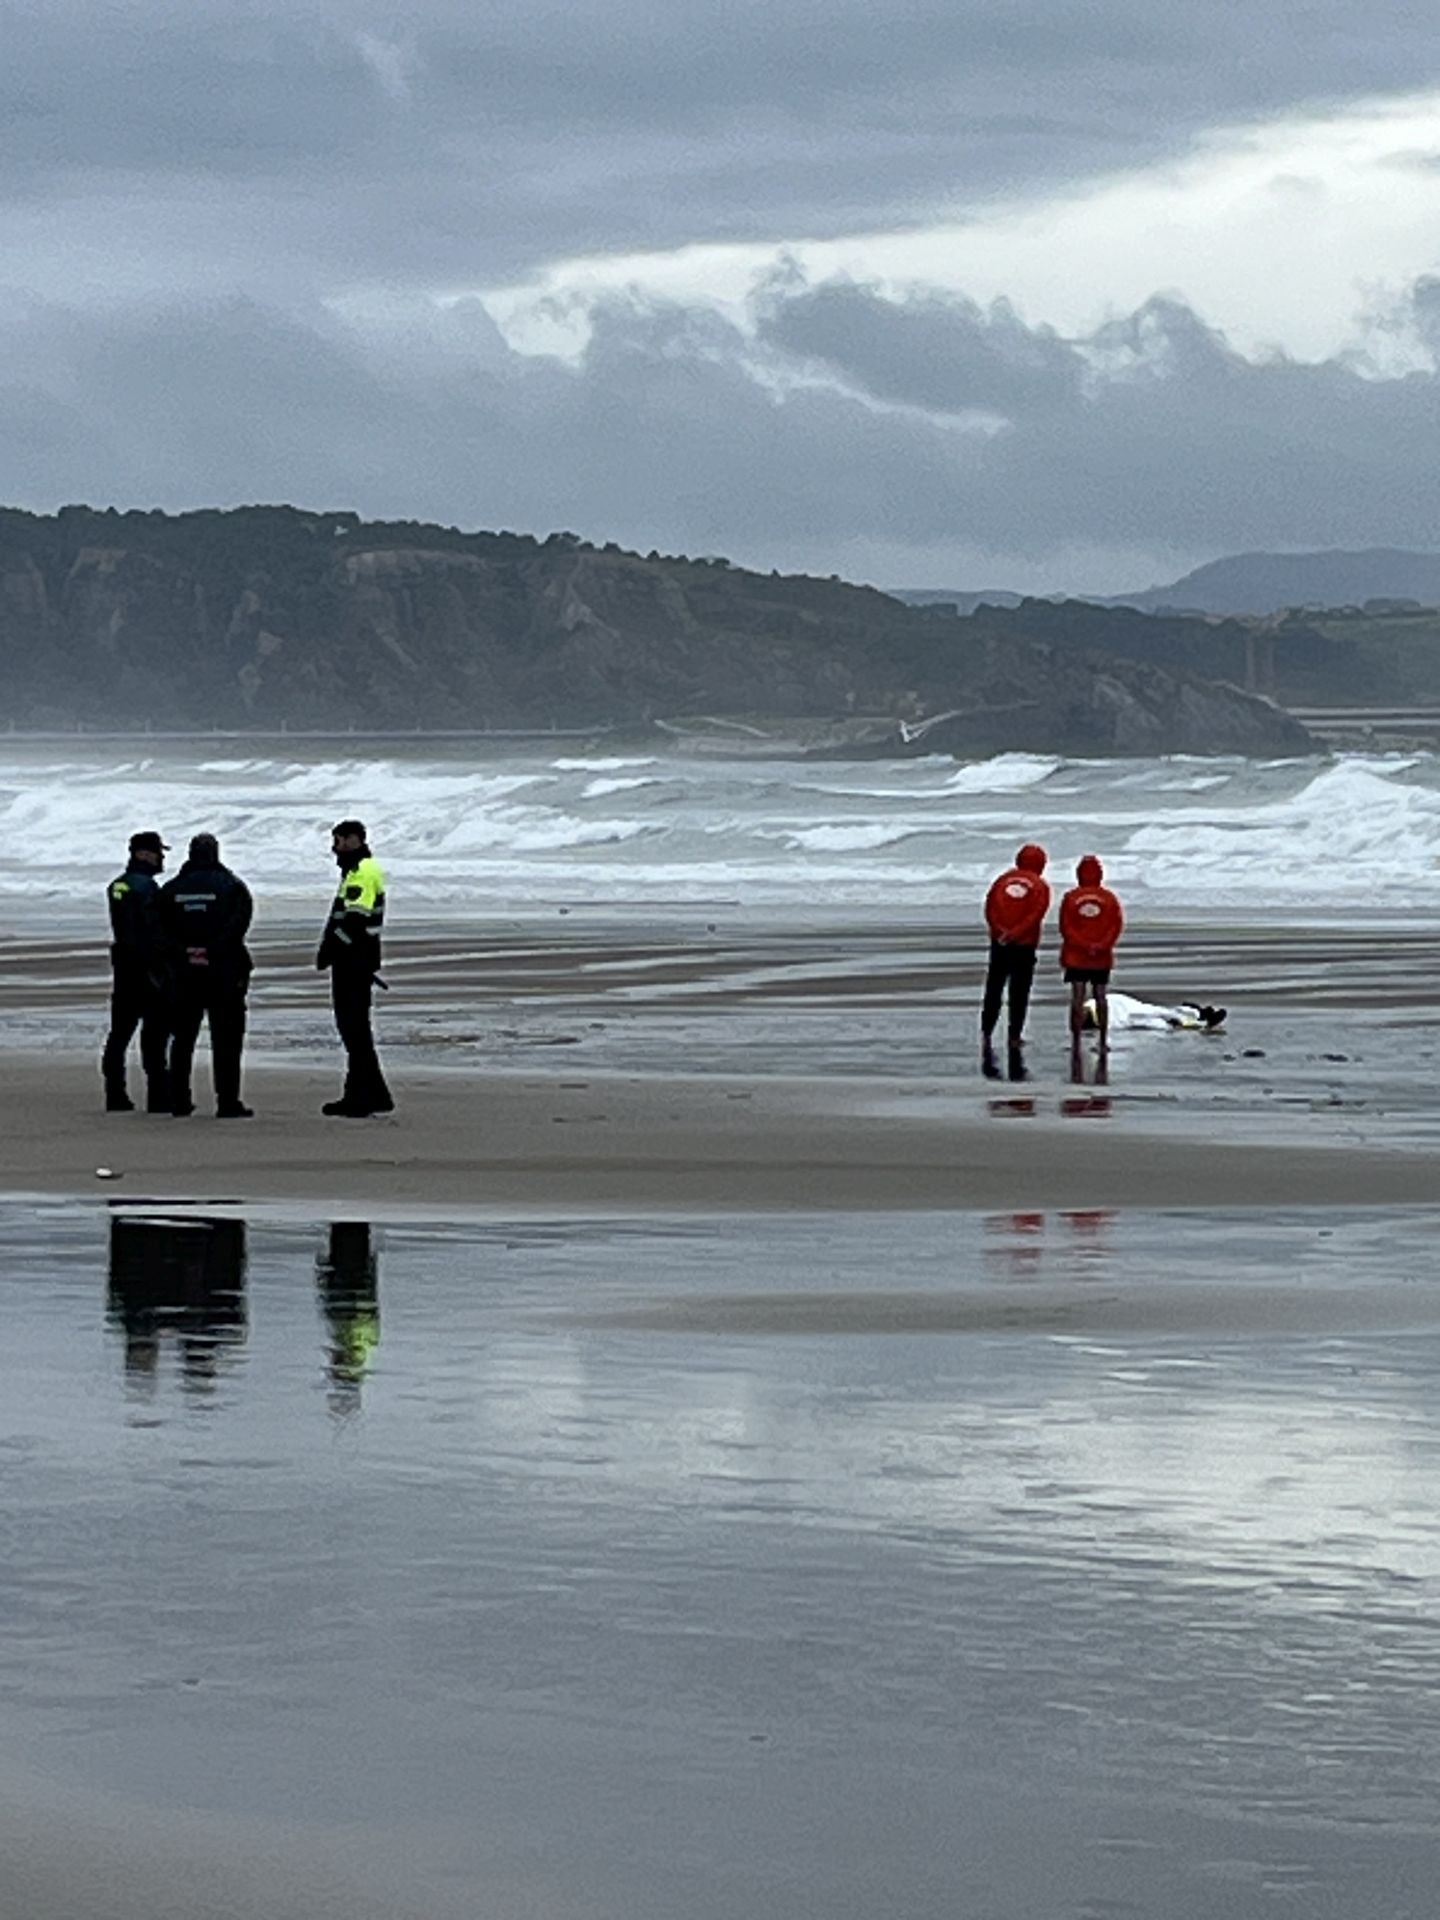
[316,819,393,1118]
[161,831,255,1119]
[101,829,173,1112]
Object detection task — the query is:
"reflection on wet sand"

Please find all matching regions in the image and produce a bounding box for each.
[8,1203,1440,1919]
[316,1223,380,1408]
[107,1216,248,1389]
[982,1207,1118,1277]
[107,1217,383,1407]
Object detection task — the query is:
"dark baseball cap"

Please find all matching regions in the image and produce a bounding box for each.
[188,832,220,861]
[128,830,169,856]
[331,818,367,840]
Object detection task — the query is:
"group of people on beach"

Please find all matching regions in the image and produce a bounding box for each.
[105,817,1218,1111]
[980,846,1224,1081]
[102,819,394,1120]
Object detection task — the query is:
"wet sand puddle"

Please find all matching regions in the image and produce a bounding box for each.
[1,1202,1439,1917]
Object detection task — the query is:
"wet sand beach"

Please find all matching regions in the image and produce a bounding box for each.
[4,899,1440,1916]
[5,1051,1440,1213]
[2,1204,1440,1919]
[5,913,1440,1208]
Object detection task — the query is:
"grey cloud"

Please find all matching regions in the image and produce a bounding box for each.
[1405,275,1440,352]
[756,278,1084,416]
[2,0,1440,292]
[2,277,1440,590]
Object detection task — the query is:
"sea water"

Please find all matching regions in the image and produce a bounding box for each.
[1,739,1438,925]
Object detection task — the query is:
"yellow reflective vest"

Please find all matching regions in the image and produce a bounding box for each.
[318,855,386,973]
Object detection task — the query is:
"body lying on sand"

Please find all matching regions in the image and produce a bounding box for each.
[980,844,1225,1081]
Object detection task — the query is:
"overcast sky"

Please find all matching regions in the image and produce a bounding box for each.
[5,0,1440,590]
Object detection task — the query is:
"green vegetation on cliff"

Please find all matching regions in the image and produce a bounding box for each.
[0,506,1311,755]
[972,596,1440,709]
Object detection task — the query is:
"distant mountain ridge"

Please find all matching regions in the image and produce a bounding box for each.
[897,548,1440,618]
[0,505,1310,756]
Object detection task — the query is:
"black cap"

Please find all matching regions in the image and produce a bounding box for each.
[128,830,169,856]
[188,831,219,862]
[331,818,367,840]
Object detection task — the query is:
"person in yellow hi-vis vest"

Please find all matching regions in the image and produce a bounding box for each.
[316,818,394,1117]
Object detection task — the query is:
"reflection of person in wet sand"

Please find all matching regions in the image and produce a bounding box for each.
[107,1215,247,1387]
[316,1223,380,1404]
[1082,993,1226,1033]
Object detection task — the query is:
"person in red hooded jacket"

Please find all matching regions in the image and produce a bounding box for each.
[1059,854,1124,1057]
[981,843,1051,1077]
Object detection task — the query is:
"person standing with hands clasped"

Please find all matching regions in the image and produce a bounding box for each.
[161,832,255,1118]
[1060,854,1124,1067]
[980,843,1050,1080]
[317,819,394,1118]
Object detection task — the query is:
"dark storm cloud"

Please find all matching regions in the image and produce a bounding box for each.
[2,0,1440,287]
[2,275,1440,585]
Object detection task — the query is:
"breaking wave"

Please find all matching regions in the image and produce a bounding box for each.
[4,743,1437,921]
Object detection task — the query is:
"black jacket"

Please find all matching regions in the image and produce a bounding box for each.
[161,861,254,987]
[107,862,169,983]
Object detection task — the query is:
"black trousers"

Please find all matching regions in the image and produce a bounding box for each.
[981,940,1037,1045]
[170,977,248,1112]
[102,967,171,1105]
[332,969,392,1112]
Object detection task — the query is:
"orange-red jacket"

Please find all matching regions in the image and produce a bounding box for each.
[1059,883,1124,972]
[985,868,1051,948]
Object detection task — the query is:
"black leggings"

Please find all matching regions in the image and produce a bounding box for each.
[981,940,1037,1045]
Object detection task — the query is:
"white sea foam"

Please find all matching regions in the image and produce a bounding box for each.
[435,808,655,854]
[582,775,661,798]
[1124,760,1440,900]
[8,743,1440,921]
[944,754,1061,794]
[775,823,921,853]
[551,757,658,772]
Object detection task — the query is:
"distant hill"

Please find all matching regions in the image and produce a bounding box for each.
[894,587,1032,616]
[897,548,1440,619]
[0,506,1309,756]
[1118,549,1440,616]
[954,595,1440,716]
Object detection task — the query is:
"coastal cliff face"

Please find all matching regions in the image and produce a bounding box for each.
[0,507,1312,755]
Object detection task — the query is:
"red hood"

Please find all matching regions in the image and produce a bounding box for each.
[1076,854,1103,886]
